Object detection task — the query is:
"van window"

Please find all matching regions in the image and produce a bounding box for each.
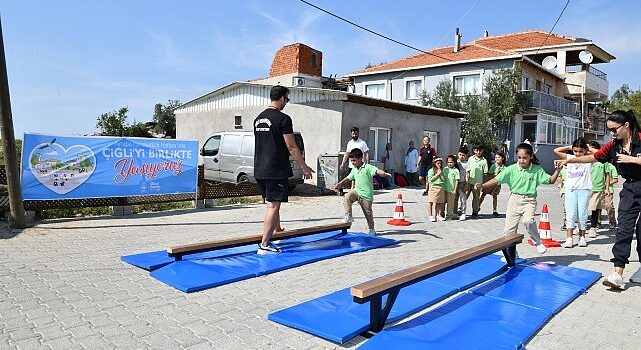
[241,135,254,157]
[203,135,221,156]
[221,134,242,155]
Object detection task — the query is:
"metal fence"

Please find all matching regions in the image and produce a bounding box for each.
[0,165,261,211]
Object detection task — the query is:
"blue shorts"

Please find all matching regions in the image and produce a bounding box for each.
[418,166,430,177]
[256,179,289,202]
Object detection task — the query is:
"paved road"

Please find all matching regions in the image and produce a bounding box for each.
[1,185,639,349]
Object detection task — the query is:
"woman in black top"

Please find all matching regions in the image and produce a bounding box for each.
[557,110,641,290]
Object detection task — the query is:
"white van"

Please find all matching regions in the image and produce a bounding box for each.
[200,131,305,189]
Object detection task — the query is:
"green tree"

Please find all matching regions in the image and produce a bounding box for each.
[97,107,129,136]
[460,94,495,152]
[126,122,152,138]
[420,79,462,111]
[485,68,531,142]
[153,100,180,138]
[0,139,22,165]
[610,84,641,121]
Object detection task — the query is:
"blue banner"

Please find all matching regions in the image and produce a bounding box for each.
[21,133,199,200]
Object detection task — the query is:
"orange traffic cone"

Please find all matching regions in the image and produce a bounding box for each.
[528,203,561,247]
[388,193,411,226]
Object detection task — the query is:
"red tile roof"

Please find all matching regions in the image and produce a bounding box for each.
[352,30,586,75]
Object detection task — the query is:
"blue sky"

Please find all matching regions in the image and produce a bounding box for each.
[2,0,640,138]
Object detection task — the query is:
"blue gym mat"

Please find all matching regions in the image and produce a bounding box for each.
[358,262,600,349]
[268,254,507,344]
[150,233,397,292]
[121,230,346,271]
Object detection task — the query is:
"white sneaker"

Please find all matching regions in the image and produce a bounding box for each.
[536,243,547,254]
[588,228,598,238]
[562,238,573,248]
[578,236,588,247]
[257,243,282,255]
[368,229,377,235]
[429,216,436,222]
[459,214,467,221]
[342,214,354,224]
[602,272,625,290]
[436,216,446,221]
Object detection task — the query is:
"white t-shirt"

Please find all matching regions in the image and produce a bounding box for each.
[565,154,592,190]
[345,138,369,169]
[458,161,469,183]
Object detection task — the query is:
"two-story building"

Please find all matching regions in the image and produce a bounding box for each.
[346,30,615,171]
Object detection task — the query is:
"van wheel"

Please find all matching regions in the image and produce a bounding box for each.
[238,174,250,183]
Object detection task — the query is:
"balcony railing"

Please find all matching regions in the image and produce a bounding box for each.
[566,64,608,80]
[519,90,579,117]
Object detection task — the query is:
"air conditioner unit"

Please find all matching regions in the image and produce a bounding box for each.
[293,77,306,87]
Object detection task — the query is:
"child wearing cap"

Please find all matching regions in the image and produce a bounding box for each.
[427,157,446,222]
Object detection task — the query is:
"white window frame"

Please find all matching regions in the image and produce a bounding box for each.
[404,78,424,100]
[368,127,391,162]
[452,70,484,96]
[363,80,387,99]
[536,113,578,145]
[423,130,439,152]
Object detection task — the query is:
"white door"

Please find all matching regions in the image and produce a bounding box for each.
[202,135,221,181]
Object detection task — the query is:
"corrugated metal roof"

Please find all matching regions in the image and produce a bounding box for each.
[175,82,465,118]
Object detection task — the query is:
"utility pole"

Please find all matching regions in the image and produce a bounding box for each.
[0,16,26,228]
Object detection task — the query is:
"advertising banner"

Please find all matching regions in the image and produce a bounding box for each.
[21,133,199,200]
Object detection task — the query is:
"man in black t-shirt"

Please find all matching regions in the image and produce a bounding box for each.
[254,85,314,255]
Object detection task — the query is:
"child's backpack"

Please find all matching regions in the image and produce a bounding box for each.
[372,176,382,190]
[395,172,408,186]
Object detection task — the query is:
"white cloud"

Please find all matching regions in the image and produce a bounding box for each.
[144,28,178,67]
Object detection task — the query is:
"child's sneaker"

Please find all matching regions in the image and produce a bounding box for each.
[588,227,598,238]
[436,215,446,221]
[257,243,282,255]
[429,216,436,222]
[578,236,588,247]
[459,214,466,221]
[602,272,624,289]
[368,229,377,235]
[471,212,479,218]
[536,243,547,254]
[562,238,573,248]
[342,214,354,224]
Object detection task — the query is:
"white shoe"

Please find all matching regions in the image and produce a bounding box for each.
[429,216,436,222]
[342,214,354,224]
[459,214,467,221]
[578,236,588,247]
[436,216,446,221]
[562,238,573,248]
[602,272,624,289]
[536,243,547,254]
[368,229,377,235]
[588,228,597,238]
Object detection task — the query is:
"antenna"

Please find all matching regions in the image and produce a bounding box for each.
[579,50,593,64]
[542,56,557,70]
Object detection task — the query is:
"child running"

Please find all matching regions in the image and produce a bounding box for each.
[476,143,560,255]
[444,155,460,220]
[426,158,446,222]
[479,152,506,217]
[336,148,391,235]
[587,141,607,238]
[554,138,592,248]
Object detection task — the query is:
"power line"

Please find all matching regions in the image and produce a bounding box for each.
[534,0,571,56]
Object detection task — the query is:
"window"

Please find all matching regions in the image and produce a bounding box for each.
[234,115,242,129]
[454,74,481,95]
[202,135,221,156]
[535,114,580,145]
[405,80,422,100]
[367,127,391,162]
[365,83,386,99]
[544,83,553,95]
[521,76,531,90]
[522,121,536,143]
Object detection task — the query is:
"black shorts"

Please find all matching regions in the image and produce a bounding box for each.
[418,166,430,177]
[256,178,289,203]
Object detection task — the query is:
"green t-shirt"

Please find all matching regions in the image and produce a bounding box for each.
[347,163,377,201]
[590,162,606,192]
[468,156,488,185]
[427,168,445,187]
[444,167,460,193]
[560,166,567,194]
[495,163,551,197]
[489,163,505,175]
[605,162,618,193]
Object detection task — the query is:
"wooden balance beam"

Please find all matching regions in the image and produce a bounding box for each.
[350,233,524,333]
[167,222,351,261]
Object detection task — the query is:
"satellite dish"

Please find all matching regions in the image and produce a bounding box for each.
[579,50,593,64]
[542,56,557,70]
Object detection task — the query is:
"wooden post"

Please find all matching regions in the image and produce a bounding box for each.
[0,18,26,228]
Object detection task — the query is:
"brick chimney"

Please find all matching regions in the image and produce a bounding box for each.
[269,43,322,78]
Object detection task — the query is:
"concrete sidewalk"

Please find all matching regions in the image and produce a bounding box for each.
[1,185,639,349]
